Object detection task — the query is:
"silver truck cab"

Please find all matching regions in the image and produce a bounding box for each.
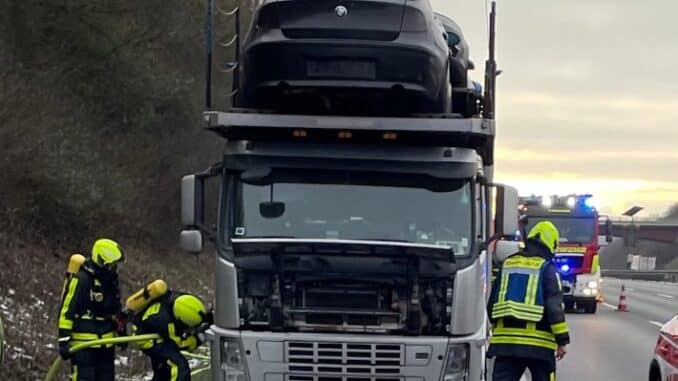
[180,111,518,381]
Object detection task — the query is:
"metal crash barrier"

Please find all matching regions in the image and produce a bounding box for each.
[602,269,678,282]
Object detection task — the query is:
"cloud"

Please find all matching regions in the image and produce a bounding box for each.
[432,1,678,215]
[495,175,678,216]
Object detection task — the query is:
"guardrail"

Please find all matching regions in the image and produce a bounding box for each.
[602,269,678,282]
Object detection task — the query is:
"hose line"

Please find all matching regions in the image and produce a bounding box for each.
[44,334,161,381]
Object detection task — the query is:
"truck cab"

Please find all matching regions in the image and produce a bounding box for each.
[519,194,609,314]
[180,111,519,381]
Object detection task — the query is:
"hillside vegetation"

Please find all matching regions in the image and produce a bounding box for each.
[0,0,248,378]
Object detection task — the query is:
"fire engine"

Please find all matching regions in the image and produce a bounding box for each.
[519,194,609,314]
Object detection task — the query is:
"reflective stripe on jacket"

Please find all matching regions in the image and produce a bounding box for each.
[487,241,571,362]
[492,255,547,322]
[57,260,121,347]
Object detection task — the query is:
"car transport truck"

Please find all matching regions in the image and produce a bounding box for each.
[179,1,519,380]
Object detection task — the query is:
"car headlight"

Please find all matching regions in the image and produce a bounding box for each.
[587,281,599,289]
[442,344,468,381]
[221,338,248,381]
[583,288,592,296]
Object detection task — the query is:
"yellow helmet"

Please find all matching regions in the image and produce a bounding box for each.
[527,221,560,253]
[91,239,124,267]
[173,295,207,327]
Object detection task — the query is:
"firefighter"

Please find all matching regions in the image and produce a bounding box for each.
[133,291,212,381]
[57,238,124,381]
[487,221,570,381]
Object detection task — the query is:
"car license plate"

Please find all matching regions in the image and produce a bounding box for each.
[306,60,376,79]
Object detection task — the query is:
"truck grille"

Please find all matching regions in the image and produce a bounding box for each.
[286,341,404,380]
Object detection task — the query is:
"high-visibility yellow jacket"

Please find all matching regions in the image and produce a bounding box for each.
[57,259,121,347]
[487,240,570,364]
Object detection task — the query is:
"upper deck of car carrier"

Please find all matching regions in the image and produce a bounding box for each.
[204,109,496,165]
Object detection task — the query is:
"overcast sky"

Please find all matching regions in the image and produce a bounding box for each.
[432,0,678,217]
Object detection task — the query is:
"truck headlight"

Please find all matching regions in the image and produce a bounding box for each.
[221,338,248,381]
[587,281,599,289]
[442,344,468,381]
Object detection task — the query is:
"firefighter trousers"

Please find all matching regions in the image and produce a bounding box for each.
[70,347,115,381]
[146,345,191,381]
[492,356,556,381]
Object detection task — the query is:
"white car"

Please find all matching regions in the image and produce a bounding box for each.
[649,315,678,381]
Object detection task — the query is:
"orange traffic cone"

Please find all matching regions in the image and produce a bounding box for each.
[616,285,628,312]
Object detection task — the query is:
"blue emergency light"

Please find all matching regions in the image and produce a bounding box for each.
[554,257,572,274]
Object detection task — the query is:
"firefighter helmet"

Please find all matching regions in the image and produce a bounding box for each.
[173,294,207,327]
[91,239,124,267]
[527,221,560,253]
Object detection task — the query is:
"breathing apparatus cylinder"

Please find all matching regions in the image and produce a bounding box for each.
[60,254,86,299]
[125,280,168,313]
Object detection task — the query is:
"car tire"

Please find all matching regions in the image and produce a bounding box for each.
[583,300,597,314]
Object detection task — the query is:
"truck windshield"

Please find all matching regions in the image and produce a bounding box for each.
[526,217,596,245]
[232,171,474,256]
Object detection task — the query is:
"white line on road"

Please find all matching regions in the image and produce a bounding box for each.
[602,302,618,310]
[657,293,675,299]
[649,321,664,328]
[625,288,634,291]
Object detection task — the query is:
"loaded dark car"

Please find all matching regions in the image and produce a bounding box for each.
[236,0,454,115]
[435,12,483,117]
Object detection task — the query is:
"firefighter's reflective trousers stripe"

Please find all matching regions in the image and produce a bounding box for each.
[146,345,191,381]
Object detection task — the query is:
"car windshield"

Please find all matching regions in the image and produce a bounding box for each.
[526,217,596,244]
[232,171,474,256]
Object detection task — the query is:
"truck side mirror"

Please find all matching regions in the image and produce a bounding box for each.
[492,240,521,264]
[180,230,204,253]
[180,164,222,253]
[494,184,519,236]
[182,175,202,227]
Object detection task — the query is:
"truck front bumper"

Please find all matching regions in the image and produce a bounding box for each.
[207,326,488,381]
[561,273,601,299]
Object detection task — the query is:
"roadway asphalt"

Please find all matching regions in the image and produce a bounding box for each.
[520,278,677,381]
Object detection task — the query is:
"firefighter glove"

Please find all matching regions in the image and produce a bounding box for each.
[59,340,71,360]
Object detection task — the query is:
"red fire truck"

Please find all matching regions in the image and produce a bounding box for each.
[519,194,608,314]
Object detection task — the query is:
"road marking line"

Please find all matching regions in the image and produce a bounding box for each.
[602,302,617,310]
[657,293,675,299]
[625,288,634,291]
[649,321,664,328]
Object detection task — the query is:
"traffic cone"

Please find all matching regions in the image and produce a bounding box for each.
[616,285,628,312]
